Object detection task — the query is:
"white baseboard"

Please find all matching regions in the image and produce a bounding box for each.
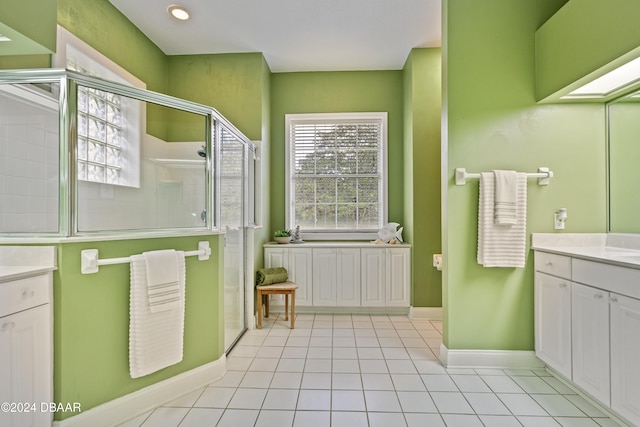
[409,306,442,321]
[440,344,545,369]
[53,356,226,427]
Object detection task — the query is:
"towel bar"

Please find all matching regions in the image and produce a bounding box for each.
[455,167,553,186]
[80,241,211,274]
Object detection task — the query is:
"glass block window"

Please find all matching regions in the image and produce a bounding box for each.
[285,113,387,235]
[76,85,124,184]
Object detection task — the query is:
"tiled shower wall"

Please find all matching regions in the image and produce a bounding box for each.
[0,90,59,233]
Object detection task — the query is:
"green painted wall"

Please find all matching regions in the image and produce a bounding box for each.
[54,236,223,420]
[444,0,606,350]
[269,71,404,233]
[0,0,57,54]
[536,0,640,100]
[403,48,442,307]
[167,53,266,141]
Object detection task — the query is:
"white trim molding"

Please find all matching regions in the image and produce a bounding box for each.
[53,356,226,427]
[440,344,545,369]
[409,306,442,321]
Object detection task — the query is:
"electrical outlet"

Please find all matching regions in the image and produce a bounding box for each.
[433,254,443,271]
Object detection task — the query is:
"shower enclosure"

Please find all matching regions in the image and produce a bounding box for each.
[0,69,255,350]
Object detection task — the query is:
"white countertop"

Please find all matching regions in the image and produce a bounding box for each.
[264,241,411,248]
[0,246,57,283]
[531,233,640,269]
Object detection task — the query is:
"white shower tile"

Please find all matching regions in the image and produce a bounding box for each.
[530,394,586,417]
[227,388,267,409]
[464,392,511,415]
[405,413,445,427]
[430,392,474,414]
[332,373,363,390]
[270,372,303,389]
[440,414,484,427]
[194,387,235,408]
[498,394,548,416]
[262,389,299,410]
[292,410,330,427]
[361,373,394,390]
[297,389,331,410]
[216,409,259,427]
[391,374,427,391]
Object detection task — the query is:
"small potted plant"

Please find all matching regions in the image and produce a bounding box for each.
[274,229,292,244]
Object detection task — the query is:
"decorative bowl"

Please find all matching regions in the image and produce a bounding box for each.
[274,236,292,244]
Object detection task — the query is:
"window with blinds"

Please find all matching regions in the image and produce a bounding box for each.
[285,113,387,236]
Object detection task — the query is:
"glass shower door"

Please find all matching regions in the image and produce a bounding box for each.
[219,127,246,350]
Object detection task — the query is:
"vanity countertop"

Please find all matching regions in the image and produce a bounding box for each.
[531,233,640,269]
[0,246,57,283]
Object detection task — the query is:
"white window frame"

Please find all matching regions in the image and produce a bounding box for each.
[285,112,388,240]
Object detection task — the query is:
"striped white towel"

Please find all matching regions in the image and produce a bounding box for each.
[478,172,527,268]
[143,250,181,313]
[494,170,517,225]
[129,251,185,378]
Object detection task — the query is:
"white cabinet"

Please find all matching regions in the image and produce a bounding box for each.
[534,252,572,379]
[312,248,337,306]
[336,249,361,307]
[534,271,572,378]
[0,273,52,427]
[386,247,410,307]
[571,282,610,405]
[534,249,640,427]
[610,293,640,425]
[312,248,361,307]
[265,246,313,306]
[361,248,385,306]
[265,244,410,309]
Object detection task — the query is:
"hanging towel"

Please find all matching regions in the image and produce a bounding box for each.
[143,250,181,313]
[477,172,527,268]
[129,251,186,378]
[494,170,518,225]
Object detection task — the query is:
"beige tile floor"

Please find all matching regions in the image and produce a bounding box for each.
[119,314,626,427]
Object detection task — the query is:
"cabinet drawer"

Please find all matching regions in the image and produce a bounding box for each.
[535,252,571,279]
[573,259,640,300]
[0,274,50,318]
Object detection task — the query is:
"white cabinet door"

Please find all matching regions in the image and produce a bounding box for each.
[361,248,385,306]
[386,248,410,307]
[534,272,572,378]
[337,248,361,307]
[0,304,52,427]
[610,293,640,426]
[265,247,313,306]
[571,282,610,405]
[313,248,337,306]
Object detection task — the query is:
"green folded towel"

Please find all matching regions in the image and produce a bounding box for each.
[256,267,288,286]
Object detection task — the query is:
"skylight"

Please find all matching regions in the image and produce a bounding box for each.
[564,56,640,98]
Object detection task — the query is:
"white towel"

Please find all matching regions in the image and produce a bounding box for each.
[129,251,185,378]
[494,170,517,225]
[143,250,181,313]
[478,172,527,268]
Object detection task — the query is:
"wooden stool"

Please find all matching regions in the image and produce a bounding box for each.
[256,281,298,329]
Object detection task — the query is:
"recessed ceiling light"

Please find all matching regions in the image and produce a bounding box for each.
[0,34,11,42]
[168,5,190,21]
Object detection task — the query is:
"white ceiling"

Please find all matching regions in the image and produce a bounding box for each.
[108,0,441,73]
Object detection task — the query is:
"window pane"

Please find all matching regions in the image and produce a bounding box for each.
[358,204,378,229]
[358,177,378,203]
[316,178,336,203]
[337,204,357,228]
[316,204,336,228]
[315,151,336,173]
[295,178,315,204]
[336,177,357,203]
[337,150,357,174]
[295,203,315,228]
[358,150,378,174]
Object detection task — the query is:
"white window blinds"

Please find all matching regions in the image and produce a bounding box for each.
[286,113,387,233]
